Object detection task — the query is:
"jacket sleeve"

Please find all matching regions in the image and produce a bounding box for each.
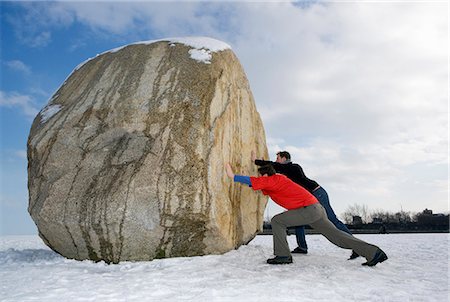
[233,175,252,187]
[254,160,286,174]
[254,159,273,166]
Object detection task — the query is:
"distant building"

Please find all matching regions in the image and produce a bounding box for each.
[416,209,449,227]
[422,208,433,215]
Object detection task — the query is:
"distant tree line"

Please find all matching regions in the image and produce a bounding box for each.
[341,204,448,225]
[340,206,449,233]
[262,205,449,234]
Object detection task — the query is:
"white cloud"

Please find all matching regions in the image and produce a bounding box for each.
[5,2,74,47]
[55,2,139,34]
[8,2,233,48]
[238,2,448,213]
[29,31,51,48]
[5,60,31,75]
[0,91,39,119]
[233,2,448,197]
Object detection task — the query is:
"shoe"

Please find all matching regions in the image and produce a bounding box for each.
[362,249,388,267]
[348,250,360,260]
[267,256,293,265]
[291,247,308,254]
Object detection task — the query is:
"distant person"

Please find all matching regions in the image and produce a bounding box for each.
[225,163,388,266]
[253,151,359,260]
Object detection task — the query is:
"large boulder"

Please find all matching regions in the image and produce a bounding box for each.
[27,37,268,263]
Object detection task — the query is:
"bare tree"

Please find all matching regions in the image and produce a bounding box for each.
[341,203,371,224]
[395,210,412,224]
[341,210,353,225]
[371,209,412,224]
[371,209,392,223]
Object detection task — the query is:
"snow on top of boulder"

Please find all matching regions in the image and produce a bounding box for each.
[109,36,230,64]
[187,48,213,64]
[166,37,231,64]
[165,37,231,52]
[73,37,230,71]
[110,36,231,54]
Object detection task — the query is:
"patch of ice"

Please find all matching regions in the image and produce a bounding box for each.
[188,49,212,64]
[40,104,62,123]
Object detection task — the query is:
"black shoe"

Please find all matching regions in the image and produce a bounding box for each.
[362,249,388,267]
[348,250,360,260]
[267,256,293,265]
[291,247,308,254]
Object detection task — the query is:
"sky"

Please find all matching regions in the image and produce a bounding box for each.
[0,0,448,235]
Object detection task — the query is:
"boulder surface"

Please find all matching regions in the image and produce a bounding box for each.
[27,37,268,263]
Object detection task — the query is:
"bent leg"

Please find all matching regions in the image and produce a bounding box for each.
[271,205,322,257]
[310,205,379,260]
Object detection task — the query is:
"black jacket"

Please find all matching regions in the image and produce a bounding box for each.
[254,159,319,193]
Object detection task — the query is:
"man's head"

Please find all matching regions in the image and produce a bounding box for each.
[258,164,276,176]
[276,151,291,163]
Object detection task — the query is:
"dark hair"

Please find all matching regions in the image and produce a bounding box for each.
[276,151,291,160]
[258,164,276,176]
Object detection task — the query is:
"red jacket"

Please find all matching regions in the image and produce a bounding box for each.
[250,174,318,210]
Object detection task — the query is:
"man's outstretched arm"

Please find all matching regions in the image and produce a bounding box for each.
[251,152,272,166]
[254,159,274,166]
[252,153,286,174]
[225,163,252,186]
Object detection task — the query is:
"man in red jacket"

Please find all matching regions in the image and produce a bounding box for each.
[225,163,388,266]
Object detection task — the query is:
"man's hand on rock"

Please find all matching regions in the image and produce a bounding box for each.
[225,163,235,179]
[251,151,256,162]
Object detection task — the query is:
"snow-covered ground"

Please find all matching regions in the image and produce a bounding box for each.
[1,233,448,302]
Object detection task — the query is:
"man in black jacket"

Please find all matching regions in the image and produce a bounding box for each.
[254,151,359,260]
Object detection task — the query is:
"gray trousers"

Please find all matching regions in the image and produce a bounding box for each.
[271,203,379,260]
